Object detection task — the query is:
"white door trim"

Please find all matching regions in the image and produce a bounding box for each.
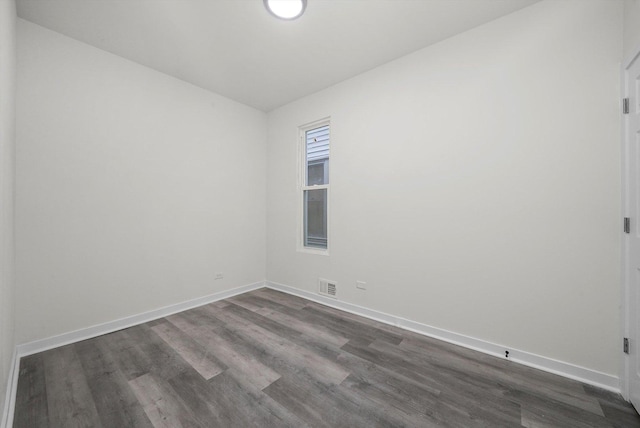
[624,43,640,71]
[621,64,630,401]
[621,45,640,402]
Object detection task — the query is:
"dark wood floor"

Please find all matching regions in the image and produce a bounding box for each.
[13,288,640,427]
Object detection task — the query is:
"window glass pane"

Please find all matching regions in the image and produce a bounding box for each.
[307,161,326,186]
[306,125,329,186]
[304,188,327,248]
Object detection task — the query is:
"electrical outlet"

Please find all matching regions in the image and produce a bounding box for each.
[215,273,224,280]
[356,280,367,290]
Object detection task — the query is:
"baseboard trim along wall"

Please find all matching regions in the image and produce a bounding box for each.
[1,350,19,428]
[15,281,265,358]
[265,281,620,394]
[2,279,621,427]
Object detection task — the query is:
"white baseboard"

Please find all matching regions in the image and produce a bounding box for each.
[1,349,19,428]
[16,281,265,357]
[1,280,266,428]
[265,280,620,393]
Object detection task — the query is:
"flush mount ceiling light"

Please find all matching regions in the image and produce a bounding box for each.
[264,0,307,20]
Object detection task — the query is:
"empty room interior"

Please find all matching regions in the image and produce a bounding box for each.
[3,0,640,426]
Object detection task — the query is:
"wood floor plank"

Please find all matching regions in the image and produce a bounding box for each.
[252,301,355,346]
[13,354,49,428]
[210,304,351,385]
[166,312,281,390]
[583,384,640,427]
[128,373,203,428]
[170,305,226,330]
[170,368,308,428]
[336,351,441,415]
[220,302,344,361]
[164,370,227,426]
[400,335,603,416]
[225,295,264,312]
[340,373,440,426]
[521,407,590,428]
[99,329,153,381]
[304,300,408,336]
[145,318,167,327]
[400,330,592,410]
[219,301,306,344]
[125,324,193,380]
[254,288,309,310]
[300,305,404,345]
[210,300,231,309]
[255,306,350,348]
[342,338,524,426]
[396,337,604,417]
[74,338,154,428]
[264,373,410,428]
[235,294,303,315]
[151,321,225,380]
[42,345,103,428]
[513,389,613,428]
[599,402,640,428]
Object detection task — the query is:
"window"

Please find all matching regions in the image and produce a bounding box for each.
[300,121,330,251]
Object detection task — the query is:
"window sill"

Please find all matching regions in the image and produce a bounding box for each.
[297,247,330,256]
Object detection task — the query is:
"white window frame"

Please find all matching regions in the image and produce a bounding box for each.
[297,118,331,255]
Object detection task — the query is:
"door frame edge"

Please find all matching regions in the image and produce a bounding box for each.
[621,46,640,401]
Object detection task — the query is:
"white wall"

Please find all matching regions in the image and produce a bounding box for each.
[0,0,16,416]
[267,0,622,376]
[15,20,267,344]
[624,0,640,62]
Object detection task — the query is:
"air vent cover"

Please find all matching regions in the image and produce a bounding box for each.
[318,278,337,298]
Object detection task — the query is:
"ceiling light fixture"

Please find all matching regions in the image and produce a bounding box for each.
[264,0,307,20]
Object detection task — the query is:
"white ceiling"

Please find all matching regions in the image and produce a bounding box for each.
[17,0,539,111]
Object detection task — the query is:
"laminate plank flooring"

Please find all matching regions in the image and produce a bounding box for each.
[13,354,48,428]
[13,288,640,427]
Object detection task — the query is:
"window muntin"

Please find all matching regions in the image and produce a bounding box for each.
[301,122,329,251]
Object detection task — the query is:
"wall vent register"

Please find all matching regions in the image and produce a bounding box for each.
[318,278,337,298]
